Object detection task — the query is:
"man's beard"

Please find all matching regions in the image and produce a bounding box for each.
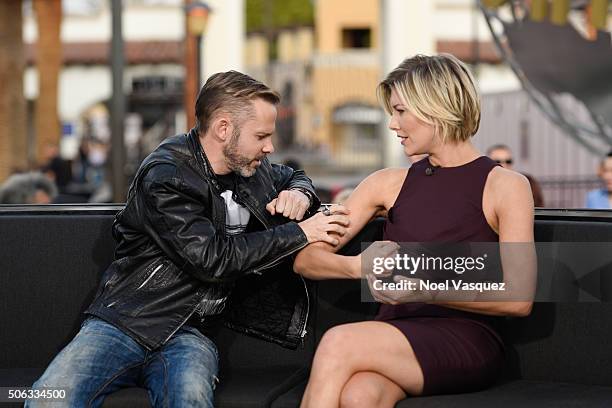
[223,127,263,177]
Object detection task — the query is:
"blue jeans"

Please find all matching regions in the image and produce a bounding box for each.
[26,317,219,408]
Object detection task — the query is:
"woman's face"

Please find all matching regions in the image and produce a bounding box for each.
[388,88,437,156]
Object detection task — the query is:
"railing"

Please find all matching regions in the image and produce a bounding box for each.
[538,176,602,209]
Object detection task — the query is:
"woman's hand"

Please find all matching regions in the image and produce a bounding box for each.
[344,240,401,280]
[366,274,433,304]
[361,240,400,278]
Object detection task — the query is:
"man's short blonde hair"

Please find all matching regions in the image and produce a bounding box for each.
[377,54,481,143]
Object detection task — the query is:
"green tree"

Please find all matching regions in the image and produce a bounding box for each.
[246,0,314,33]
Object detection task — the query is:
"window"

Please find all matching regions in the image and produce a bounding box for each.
[341,28,371,49]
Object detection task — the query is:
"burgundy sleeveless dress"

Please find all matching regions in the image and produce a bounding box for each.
[375,156,504,396]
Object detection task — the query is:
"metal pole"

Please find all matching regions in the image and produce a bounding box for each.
[110,0,126,202]
[184,0,198,130]
[197,34,202,88]
[471,0,480,79]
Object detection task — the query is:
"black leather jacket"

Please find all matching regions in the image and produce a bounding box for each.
[86,129,320,350]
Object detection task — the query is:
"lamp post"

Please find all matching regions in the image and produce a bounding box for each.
[184,1,211,129]
[110,0,126,202]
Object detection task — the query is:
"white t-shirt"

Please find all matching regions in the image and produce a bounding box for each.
[193,174,251,319]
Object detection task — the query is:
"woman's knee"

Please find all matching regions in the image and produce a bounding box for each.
[339,375,383,408]
[340,372,407,408]
[316,325,357,360]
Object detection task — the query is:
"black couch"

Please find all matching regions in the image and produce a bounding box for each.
[1,205,611,407]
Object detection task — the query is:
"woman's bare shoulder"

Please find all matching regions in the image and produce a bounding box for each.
[363,167,408,184]
[489,167,530,190]
[359,168,408,192]
[355,168,408,208]
[487,166,533,205]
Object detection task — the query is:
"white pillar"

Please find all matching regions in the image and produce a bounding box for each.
[380,0,435,167]
[203,0,244,81]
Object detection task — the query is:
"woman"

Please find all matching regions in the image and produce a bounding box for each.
[294,54,534,407]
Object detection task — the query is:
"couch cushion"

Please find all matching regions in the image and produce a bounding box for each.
[215,366,308,408]
[101,388,152,408]
[272,379,612,408]
[0,210,117,370]
[269,378,305,408]
[396,380,612,408]
[0,368,42,387]
[500,303,612,386]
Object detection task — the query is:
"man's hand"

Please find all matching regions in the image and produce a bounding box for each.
[266,189,311,221]
[297,204,350,246]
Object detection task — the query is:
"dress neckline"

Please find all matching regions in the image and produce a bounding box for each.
[426,155,487,170]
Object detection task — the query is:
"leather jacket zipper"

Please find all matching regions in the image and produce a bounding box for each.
[239,193,269,229]
[299,274,309,348]
[249,240,308,274]
[163,302,199,345]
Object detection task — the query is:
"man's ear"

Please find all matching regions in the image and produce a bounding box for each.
[210,115,231,142]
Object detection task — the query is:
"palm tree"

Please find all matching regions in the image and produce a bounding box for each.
[33,0,62,165]
[0,0,28,181]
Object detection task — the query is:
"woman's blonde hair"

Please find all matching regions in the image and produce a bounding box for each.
[377,54,481,143]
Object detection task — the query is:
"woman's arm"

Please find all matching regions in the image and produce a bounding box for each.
[294,168,407,280]
[433,167,536,317]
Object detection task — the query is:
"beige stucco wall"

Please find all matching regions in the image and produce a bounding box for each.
[311,65,380,147]
[277,28,314,63]
[312,0,381,148]
[245,34,268,68]
[316,0,379,53]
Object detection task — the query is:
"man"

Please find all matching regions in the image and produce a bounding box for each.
[28,71,348,407]
[585,150,612,209]
[487,144,545,207]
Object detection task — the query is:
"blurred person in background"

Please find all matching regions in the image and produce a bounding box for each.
[585,150,612,209]
[294,54,534,407]
[0,172,57,204]
[40,143,73,191]
[86,140,109,188]
[74,138,92,185]
[487,144,544,207]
